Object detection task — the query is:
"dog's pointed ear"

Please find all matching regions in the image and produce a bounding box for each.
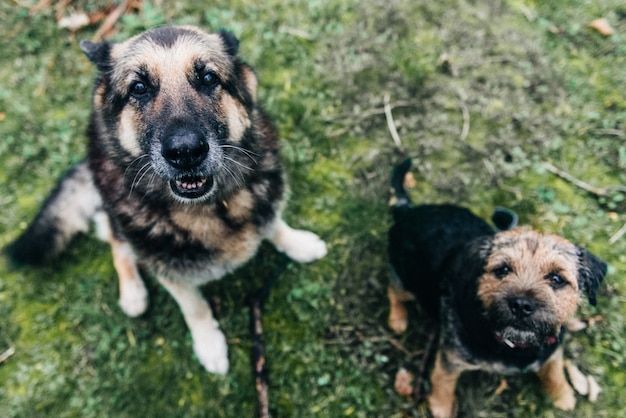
[217,29,239,56]
[80,40,112,71]
[577,246,607,306]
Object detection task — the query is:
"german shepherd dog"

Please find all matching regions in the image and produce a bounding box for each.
[7,26,327,374]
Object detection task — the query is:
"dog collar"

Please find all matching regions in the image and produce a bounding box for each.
[494,333,558,349]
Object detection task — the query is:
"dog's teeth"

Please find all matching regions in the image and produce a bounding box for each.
[503,338,516,348]
[176,178,206,190]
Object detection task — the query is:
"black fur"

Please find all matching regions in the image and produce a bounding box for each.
[576,247,607,306]
[388,159,607,371]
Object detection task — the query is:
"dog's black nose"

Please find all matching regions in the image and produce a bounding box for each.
[507,297,536,318]
[162,128,208,169]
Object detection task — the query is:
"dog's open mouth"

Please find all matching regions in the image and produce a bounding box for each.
[170,175,214,199]
[494,331,558,349]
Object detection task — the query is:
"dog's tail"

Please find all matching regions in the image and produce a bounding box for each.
[5,162,103,266]
[390,158,414,208]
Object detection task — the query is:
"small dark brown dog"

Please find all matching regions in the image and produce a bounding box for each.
[387,159,606,417]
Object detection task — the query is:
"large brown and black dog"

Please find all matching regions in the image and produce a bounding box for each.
[7,26,327,374]
[387,159,606,417]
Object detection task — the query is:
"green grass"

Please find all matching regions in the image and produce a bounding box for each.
[1,0,626,416]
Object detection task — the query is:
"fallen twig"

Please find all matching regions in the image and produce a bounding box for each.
[247,254,291,418]
[609,222,626,244]
[0,346,16,364]
[542,161,626,196]
[413,328,438,400]
[459,102,470,141]
[541,161,609,197]
[93,0,131,41]
[384,93,403,148]
[250,298,269,418]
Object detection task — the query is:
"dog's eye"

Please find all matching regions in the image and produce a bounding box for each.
[492,265,511,279]
[547,273,568,289]
[130,81,148,96]
[201,72,219,87]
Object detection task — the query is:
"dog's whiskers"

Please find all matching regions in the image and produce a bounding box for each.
[124,154,150,180]
[129,162,153,197]
[220,144,259,165]
[221,163,244,190]
[224,155,253,172]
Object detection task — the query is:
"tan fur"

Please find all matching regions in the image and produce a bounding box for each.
[118,109,142,156]
[170,205,259,266]
[111,236,147,317]
[428,350,462,418]
[477,229,581,324]
[222,94,252,144]
[537,347,576,410]
[387,285,415,334]
[110,31,234,92]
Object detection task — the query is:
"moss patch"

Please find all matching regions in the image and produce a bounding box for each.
[1,0,626,416]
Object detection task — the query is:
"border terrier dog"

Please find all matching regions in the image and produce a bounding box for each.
[387,159,606,417]
[7,26,327,374]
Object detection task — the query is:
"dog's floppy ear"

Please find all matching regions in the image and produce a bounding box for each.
[577,246,607,306]
[218,29,239,56]
[80,40,112,71]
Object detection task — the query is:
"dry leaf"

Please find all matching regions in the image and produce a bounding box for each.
[564,360,589,395]
[394,368,414,397]
[494,378,508,395]
[589,18,614,36]
[587,375,601,402]
[587,315,603,327]
[58,12,90,32]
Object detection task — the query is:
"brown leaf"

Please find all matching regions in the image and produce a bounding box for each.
[394,368,414,397]
[58,12,90,32]
[589,18,614,36]
[494,378,508,395]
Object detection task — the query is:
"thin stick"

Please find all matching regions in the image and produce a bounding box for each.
[413,329,438,400]
[609,222,626,244]
[384,94,402,148]
[459,103,470,141]
[0,346,15,364]
[248,255,291,418]
[93,0,129,41]
[541,161,608,197]
[251,299,269,418]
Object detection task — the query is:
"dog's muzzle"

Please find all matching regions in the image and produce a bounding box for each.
[161,127,214,199]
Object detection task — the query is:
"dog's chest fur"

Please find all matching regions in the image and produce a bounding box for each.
[88,138,283,282]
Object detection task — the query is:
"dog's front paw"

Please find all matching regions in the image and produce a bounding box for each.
[119,278,149,317]
[193,326,229,375]
[279,229,328,263]
[553,388,576,411]
[427,394,456,418]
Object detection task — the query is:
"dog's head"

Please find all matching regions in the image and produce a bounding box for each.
[475,229,607,349]
[81,26,263,203]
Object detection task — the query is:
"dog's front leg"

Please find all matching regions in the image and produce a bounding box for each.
[387,284,415,334]
[536,347,576,410]
[267,219,327,262]
[158,278,229,374]
[109,236,149,318]
[428,350,461,418]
